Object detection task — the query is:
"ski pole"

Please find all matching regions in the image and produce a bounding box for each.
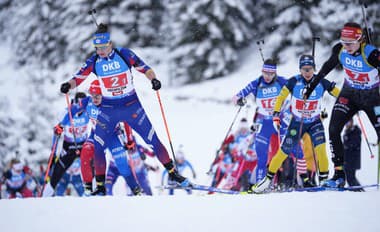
[360,1,373,44]
[355,112,374,159]
[256,40,265,62]
[312,36,320,58]
[208,105,243,172]
[88,8,99,27]
[65,93,80,155]
[39,134,61,197]
[155,91,178,164]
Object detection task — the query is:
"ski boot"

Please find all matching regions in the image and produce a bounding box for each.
[164,161,191,188]
[307,170,317,186]
[250,172,274,194]
[132,186,143,196]
[83,182,93,197]
[91,185,106,196]
[318,171,329,185]
[322,168,345,188]
[300,173,315,188]
[92,175,106,196]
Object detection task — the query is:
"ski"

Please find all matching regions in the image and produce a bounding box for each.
[160,183,378,195]
[294,184,379,192]
[162,184,240,195]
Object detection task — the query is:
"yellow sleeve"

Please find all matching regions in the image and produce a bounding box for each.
[273,86,290,112]
[329,86,340,98]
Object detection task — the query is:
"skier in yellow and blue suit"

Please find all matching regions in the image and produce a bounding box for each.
[252,55,340,193]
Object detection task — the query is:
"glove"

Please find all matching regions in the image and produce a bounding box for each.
[236,97,246,106]
[250,123,259,133]
[321,109,328,119]
[303,80,318,99]
[302,85,311,99]
[54,124,63,135]
[125,141,136,151]
[272,111,280,132]
[60,82,71,94]
[151,78,161,90]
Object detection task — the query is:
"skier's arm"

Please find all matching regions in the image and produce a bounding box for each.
[71,55,97,87]
[58,111,70,128]
[321,79,340,98]
[60,55,97,94]
[119,48,153,78]
[304,43,342,98]
[367,49,380,68]
[315,43,342,82]
[235,79,258,99]
[273,86,290,113]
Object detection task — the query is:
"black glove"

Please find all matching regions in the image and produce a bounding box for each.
[151,78,161,90]
[237,97,246,106]
[302,84,313,100]
[303,77,320,99]
[250,124,256,133]
[60,82,71,94]
[321,109,328,119]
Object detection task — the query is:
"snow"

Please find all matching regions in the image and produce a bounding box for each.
[1,191,379,232]
[1,35,380,232]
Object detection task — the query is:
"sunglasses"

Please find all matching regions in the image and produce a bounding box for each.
[95,45,110,51]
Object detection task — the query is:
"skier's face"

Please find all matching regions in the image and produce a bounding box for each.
[262,71,276,83]
[91,94,102,106]
[96,43,113,57]
[12,162,23,173]
[340,38,361,54]
[300,66,314,81]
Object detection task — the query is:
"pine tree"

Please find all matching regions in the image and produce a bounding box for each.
[267,0,323,61]
[167,0,256,84]
[110,0,165,47]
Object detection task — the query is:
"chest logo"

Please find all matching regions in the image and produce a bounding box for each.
[102,61,121,72]
[345,57,363,68]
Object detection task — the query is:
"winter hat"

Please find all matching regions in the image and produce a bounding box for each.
[341,22,362,41]
[262,59,277,73]
[93,23,111,47]
[93,32,110,47]
[89,80,102,95]
[299,55,315,69]
[74,92,87,103]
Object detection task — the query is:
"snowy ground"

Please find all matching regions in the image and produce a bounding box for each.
[1,45,380,231]
[1,191,380,232]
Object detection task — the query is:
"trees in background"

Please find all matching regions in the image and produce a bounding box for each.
[0,0,379,164]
